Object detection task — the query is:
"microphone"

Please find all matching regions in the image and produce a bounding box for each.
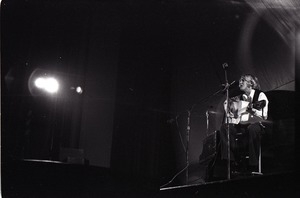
[221,80,235,91]
[229,80,236,86]
[222,63,229,69]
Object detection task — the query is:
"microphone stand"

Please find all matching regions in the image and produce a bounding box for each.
[185,110,191,184]
[160,109,191,188]
[160,75,235,188]
[222,63,231,180]
[185,70,235,184]
[206,110,209,137]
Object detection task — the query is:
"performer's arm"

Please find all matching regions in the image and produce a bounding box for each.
[253,92,269,119]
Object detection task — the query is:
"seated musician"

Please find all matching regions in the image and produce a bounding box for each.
[219,74,269,173]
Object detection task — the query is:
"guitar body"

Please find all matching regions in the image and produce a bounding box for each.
[238,114,263,125]
[226,100,264,125]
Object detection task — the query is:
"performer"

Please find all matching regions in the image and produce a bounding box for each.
[219,74,269,172]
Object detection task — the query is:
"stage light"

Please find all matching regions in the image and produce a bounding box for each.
[34,76,59,93]
[29,68,83,97]
[70,86,83,94]
[76,86,83,94]
[34,77,46,89]
[44,77,59,93]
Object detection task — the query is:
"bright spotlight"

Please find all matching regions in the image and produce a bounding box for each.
[34,77,59,93]
[34,77,46,89]
[76,86,83,94]
[29,68,82,97]
[44,77,59,93]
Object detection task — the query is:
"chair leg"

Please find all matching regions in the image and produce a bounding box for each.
[258,145,262,174]
[252,145,263,175]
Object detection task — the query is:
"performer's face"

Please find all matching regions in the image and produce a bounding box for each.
[239,77,248,91]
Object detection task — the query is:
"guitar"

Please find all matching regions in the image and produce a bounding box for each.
[225,99,266,124]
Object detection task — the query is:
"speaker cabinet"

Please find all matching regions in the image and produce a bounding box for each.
[199,131,219,164]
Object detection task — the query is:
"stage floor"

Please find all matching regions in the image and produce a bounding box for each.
[2,159,298,197]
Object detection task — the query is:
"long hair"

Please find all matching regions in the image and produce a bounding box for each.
[241,74,261,90]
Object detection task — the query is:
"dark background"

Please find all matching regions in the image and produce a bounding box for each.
[1,0,297,188]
